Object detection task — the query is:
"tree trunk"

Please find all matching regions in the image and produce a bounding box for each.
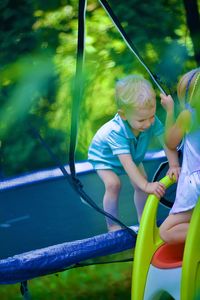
[183,0,200,64]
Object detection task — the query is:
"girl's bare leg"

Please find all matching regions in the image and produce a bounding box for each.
[159,210,193,244]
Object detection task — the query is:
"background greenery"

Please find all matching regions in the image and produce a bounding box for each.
[0,0,199,177]
[0,250,174,299]
[0,251,134,300]
[0,0,199,298]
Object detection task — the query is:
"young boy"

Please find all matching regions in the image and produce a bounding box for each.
[88,75,179,231]
[159,68,200,244]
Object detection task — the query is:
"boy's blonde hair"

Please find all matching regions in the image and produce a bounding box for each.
[115,74,156,112]
[177,68,200,103]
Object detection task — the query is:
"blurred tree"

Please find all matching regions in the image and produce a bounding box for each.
[183,0,200,64]
[106,0,197,86]
[0,1,68,176]
[0,0,199,176]
[0,0,36,65]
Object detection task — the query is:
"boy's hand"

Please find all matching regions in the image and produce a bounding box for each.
[167,165,181,181]
[160,94,174,113]
[144,182,166,198]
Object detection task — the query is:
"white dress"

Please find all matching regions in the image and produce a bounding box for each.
[170,105,200,214]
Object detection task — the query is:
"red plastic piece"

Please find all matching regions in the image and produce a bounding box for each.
[151,243,185,269]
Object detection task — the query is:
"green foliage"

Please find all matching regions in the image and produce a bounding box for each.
[0,0,37,65]
[0,1,199,297]
[0,0,198,176]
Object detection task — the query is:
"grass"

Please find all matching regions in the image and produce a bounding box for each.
[0,249,177,299]
[0,250,133,300]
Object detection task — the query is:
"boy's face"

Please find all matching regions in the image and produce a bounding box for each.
[120,104,156,133]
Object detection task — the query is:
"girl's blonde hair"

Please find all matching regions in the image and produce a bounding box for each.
[115,75,156,112]
[177,68,200,104]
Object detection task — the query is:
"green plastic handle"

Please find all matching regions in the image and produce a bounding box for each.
[131,175,175,300]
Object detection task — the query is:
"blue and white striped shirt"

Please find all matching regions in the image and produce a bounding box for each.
[88,113,163,168]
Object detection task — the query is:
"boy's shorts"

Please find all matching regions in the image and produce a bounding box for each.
[90,162,126,176]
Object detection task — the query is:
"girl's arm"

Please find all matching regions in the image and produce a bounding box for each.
[160,94,191,150]
[164,146,181,181]
[165,110,191,149]
[157,135,181,181]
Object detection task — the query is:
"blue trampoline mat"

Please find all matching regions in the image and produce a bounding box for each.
[0,153,172,284]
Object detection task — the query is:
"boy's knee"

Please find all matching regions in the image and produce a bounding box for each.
[106,178,121,193]
[134,185,141,192]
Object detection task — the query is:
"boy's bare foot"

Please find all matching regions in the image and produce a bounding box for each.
[108,225,122,232]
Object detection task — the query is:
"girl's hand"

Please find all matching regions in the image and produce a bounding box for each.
[167,165,181,181]
[160,94,174,113]
[144,182,166,198]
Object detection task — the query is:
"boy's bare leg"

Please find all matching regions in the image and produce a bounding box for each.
[133,186,148,222]
[159,210,193,244]
[131,163,148,223]
[97,170,121,231]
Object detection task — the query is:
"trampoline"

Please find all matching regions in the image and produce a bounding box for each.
[0,150,175,287]
[0,1,180,297]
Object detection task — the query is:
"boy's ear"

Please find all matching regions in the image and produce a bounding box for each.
[118,109,127,120]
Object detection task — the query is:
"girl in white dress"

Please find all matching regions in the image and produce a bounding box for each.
[159,68,200,244]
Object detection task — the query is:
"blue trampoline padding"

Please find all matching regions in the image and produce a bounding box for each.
[0,155,168,285]
[0,227,136,284]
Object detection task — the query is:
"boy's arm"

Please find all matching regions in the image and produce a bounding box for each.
[118,154,147,190]
[118,154,165,198]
